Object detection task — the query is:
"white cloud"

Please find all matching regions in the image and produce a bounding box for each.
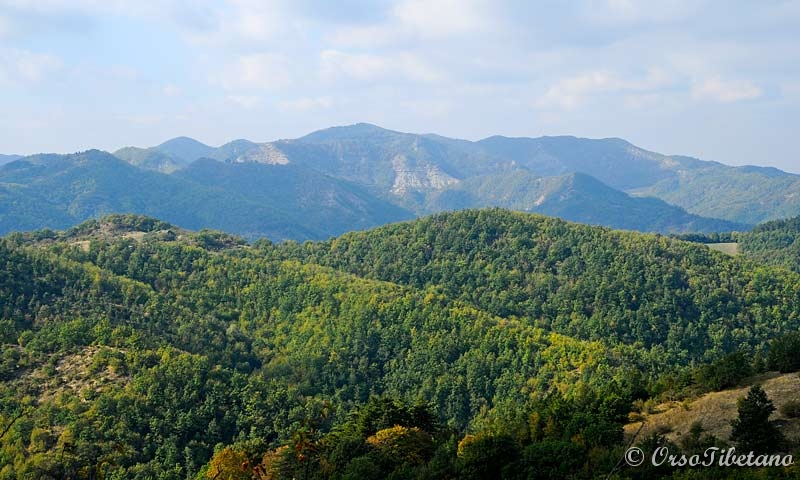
[177,0,304,48]
[691,77,762,103]
[0,0,294,47]
[222,0,288,41]
[214,53,292,90]
[0,47,62,85]
[539,66,763,111]
[393,0,490,37]
[0,0,797,171]
[583,0,700,26]
[0,0,168,20]
[328,0,493,48]
[538,71,621,110]
[320,50,444,84]
[537,68,674,110]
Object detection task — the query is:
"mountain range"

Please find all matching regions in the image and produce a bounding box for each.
[4,123,799,239]
[0,150,408,240]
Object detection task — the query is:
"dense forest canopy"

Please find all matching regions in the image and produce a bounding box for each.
[737,216,800,273]
[671,215,800,273]
[1,211,799,479]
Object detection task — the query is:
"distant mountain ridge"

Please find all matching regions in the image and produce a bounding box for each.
[3,123,796,239]
[0,150,412,240]
[0,154,22,166]
[111,124,795,227]
[114,137,214,173]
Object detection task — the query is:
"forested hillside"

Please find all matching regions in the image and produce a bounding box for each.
[675,215,800,273]
[286,209,798,365]
[0,151,411,240]
[738,216,800,273]
[1,211,799,479]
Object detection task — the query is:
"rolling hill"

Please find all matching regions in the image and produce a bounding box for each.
[2,210,799,478]
[426,171,747,233]
[0,150,411,240]
[113,137,215,173]
[737,216,800,272]
[173,158,412,238]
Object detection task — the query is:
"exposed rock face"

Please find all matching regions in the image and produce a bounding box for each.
[390,154,459,195]
[228,143,289,165]
[232,143,290,165]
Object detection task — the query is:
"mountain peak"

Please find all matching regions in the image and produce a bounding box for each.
[156,136,210,150]
[299,123,403,143]
[153,136,214,165]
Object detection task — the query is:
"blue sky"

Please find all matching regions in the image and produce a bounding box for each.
[1,0,798,172]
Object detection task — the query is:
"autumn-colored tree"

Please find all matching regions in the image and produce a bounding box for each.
[206,447,250,480]
[366,425,435,465]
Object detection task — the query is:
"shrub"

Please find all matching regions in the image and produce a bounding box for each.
[779,400,800,418]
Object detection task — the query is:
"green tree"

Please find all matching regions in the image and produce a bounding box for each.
[730,385,784,453]
[510,440,585,480]
[693,351,752,391]
[766,332,800,373]
[456,434,519,480]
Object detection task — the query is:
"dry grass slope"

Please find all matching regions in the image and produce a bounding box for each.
[22,346,130,404]
[625,372,800,444]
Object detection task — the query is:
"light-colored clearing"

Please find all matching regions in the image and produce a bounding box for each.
[122,231,146,241]
[706,242,739,255]
[70,240,91,252]
[25,346,130,403]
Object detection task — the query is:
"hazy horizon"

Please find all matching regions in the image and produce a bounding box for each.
[4,122,799,176]
[1,1,798,173]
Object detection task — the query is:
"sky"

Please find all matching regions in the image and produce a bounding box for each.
[1,0,799,172]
